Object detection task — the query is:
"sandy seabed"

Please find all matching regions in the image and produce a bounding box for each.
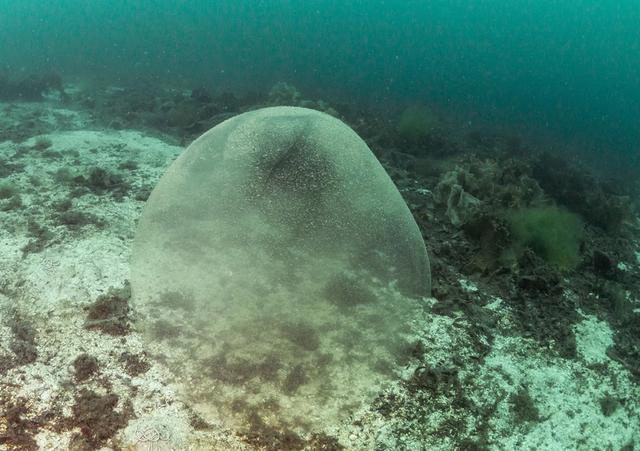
[0,96,639,450]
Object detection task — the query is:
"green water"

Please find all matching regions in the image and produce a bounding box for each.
[1,0,638,172]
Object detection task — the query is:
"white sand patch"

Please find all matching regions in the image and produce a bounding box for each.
[0,124,251,449]
[479,335,638,450]
[16,235,130,311]
[574,313,614,364]
[0,101,92,140]
[459,278,479,292]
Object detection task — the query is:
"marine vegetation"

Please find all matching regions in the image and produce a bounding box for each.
[394,104,456,158]
[506,205,584,270]
[396,105,439,143]
[532,153,632,233]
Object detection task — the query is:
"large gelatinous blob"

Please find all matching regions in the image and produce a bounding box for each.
[131,107,430,436]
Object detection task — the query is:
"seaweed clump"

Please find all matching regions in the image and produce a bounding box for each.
[532,153,633,233]
[1,315,38,372]
[239,412,314,451]
[0,182,22,212]
[509,387,540,424]
[21,220,54,256]
[599,393,619,417]
[241,415,305,450]
[0,158,24,178]
[57,209,105,230]
[430,157,582,358]
[0,386,132,450]
[32,137,52,150]
[64,389,133,450]
[396,105,439,143]
[406,365,460,396]
[282,364,309,394]
[279,321,320,351]
[119,352,150,377]
[0,182,17,199]
[71,167,130,200]
[73,354,99,382]
[84,283,131,335]
[205,352,282,386]
[0,397,39,451]
[395,105,453,157]
[506,206,583,270]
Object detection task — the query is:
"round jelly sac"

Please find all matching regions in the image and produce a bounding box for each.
[132,106,430,436]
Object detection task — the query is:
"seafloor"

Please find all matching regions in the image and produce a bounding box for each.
[0,79,639,450]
